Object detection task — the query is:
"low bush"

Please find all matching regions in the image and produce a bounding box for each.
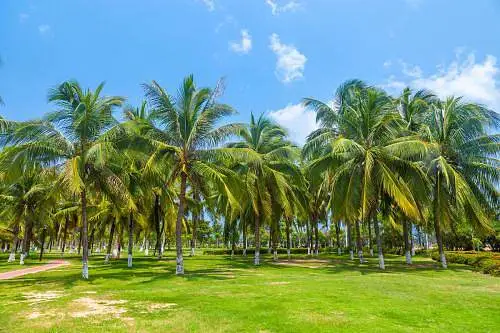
[430,251,500,276]
[203,248,315,255]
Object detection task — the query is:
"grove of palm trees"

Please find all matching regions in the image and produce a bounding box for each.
[0,76,498,332]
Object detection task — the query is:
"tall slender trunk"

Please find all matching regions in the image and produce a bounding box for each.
[81,189,89,279]
[403,220,412,264]
[306,221,311,255]
[8,225,19,262]
[433,174,447,268]
[128,211,134,268]
[242,216,247,256]
[154,194,161,258]
[410,224,415,256]
[39,227,47,261]
[286,218,291,260]
[368,218,373,257]
[374,217,385,269]
[347,223,353,260]
[117,225,123,259]
[20,215,33,265]
[78,226,82,255]
[254,213,261,265]
[61,215,69,257]
[89,226,95,254]
[105,219,116,263]
[355,221,364,263]
[314,219,319,256]
[335,220,341,255]
[175,173,187,275]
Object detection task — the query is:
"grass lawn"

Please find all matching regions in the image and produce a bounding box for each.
[0,251,498,332]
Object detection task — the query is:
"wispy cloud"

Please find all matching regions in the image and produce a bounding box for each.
[269,33,307,83]
[383,52,500,110]
[200,0,215,11]
[269,103,318,144]
[265,0,301,15]
[405,0,423,9]
[38,24,51,35]
[229,30,252,55]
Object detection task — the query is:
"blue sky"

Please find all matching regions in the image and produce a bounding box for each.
[1,0,500,143]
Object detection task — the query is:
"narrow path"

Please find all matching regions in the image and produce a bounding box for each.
[0,260,69,280]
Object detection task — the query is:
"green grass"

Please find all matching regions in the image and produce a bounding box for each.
[0,251,498,332]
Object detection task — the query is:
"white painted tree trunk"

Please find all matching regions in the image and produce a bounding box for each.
[287,248,291,259]
[349,250,354,260]
[378,253,385,270]
[128,254,132,268]
[254,250,260,265]
[176,255,184,274]
[358,250,364,263]
[8,252,15,262]
[337,248,342,255]
[144,239,149,256]
[243,248,247,256]
[190,247,195,256]
[370,248,374,257]
[104,254,110,264]
[273,249,278,261]
[20,253,25,265]
[82,261,89,279]
[440,251,447,268]
[405,250,412,265]
[307,247,311,255]
[411,246,415,256]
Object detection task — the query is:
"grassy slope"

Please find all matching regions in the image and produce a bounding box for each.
[0,251,498,333]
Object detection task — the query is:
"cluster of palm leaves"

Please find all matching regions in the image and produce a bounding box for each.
[0,76,498,279]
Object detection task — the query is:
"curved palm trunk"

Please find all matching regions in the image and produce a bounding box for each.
[403,220,412,264]
[20,215,33,265]
[105,219,116,263]
[374,217,385,269]
[81,189,89,279]
[154,194,162,259]
[355,221,364,263]
[8,225,18,262]
[434,174,447,268]
[128,212,134,268]
[61,216,69,257]
[254,214,261,265]
[39,227,47,261]
[175,173,187,275]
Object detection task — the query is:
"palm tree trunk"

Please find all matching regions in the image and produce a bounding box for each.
[355,221,364,263]
[403,220,412,264]
[374,217,385,269]
[347,223,353,260]
[368,218,373,257]
[128,211,134,268]
[433,174,447,268]
[154,194,162,259]
[20,216,33,265]
[8,225,18,262]
[105,219,116,263]
[242,217,247,256]
[314,220,319,256]
[306,221,311,255]
[81,189,89,279]
[410,225,415,256]
[39,227,46,261]
[335,220,341,255]
[254,213,261,265]
[190,192,199,257]
[175,173,187,275]
[61,216,68,257]
[286,219,291,260]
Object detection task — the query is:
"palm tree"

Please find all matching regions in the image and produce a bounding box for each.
[304,82,423,268]
[0,81,126,278]
[141,75,244,275]
[421,97,499,268]
[227,113,301,264]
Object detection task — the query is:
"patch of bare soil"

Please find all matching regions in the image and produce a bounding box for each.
[70,297,128,318]
[272,259,332,269]
[22,291,64,305]
[268,281,290,285]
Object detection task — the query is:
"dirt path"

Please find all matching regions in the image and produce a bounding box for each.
[0,260,69,280]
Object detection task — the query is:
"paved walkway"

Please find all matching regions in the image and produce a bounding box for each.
[0,260,69,280]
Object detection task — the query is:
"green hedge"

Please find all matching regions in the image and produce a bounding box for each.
[430,251,500,276]
[203,248,314,255]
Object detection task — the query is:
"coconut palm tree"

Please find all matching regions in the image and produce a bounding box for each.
[227,113,301,264]
[0,81,126,278]
[304,82,424,268]
[421,97,499,268]
[141,75,245,275]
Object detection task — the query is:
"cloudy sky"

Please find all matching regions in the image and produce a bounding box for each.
[1,0,499,144]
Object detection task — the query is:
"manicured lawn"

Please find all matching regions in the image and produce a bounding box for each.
[0,251,498,332]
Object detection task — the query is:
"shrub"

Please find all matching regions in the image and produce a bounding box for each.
[430,251,500,276]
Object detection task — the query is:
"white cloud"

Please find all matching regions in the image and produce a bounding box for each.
[200,0,215,11]
[265,0,301,15]
[19,13,29,23]
[269,33,307,83]
[383,52,500,110]
[269,103,318,144]
[229,30,252,54]
[38,24,51,35]
[383,60,392,68]
[405,0,423,9]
